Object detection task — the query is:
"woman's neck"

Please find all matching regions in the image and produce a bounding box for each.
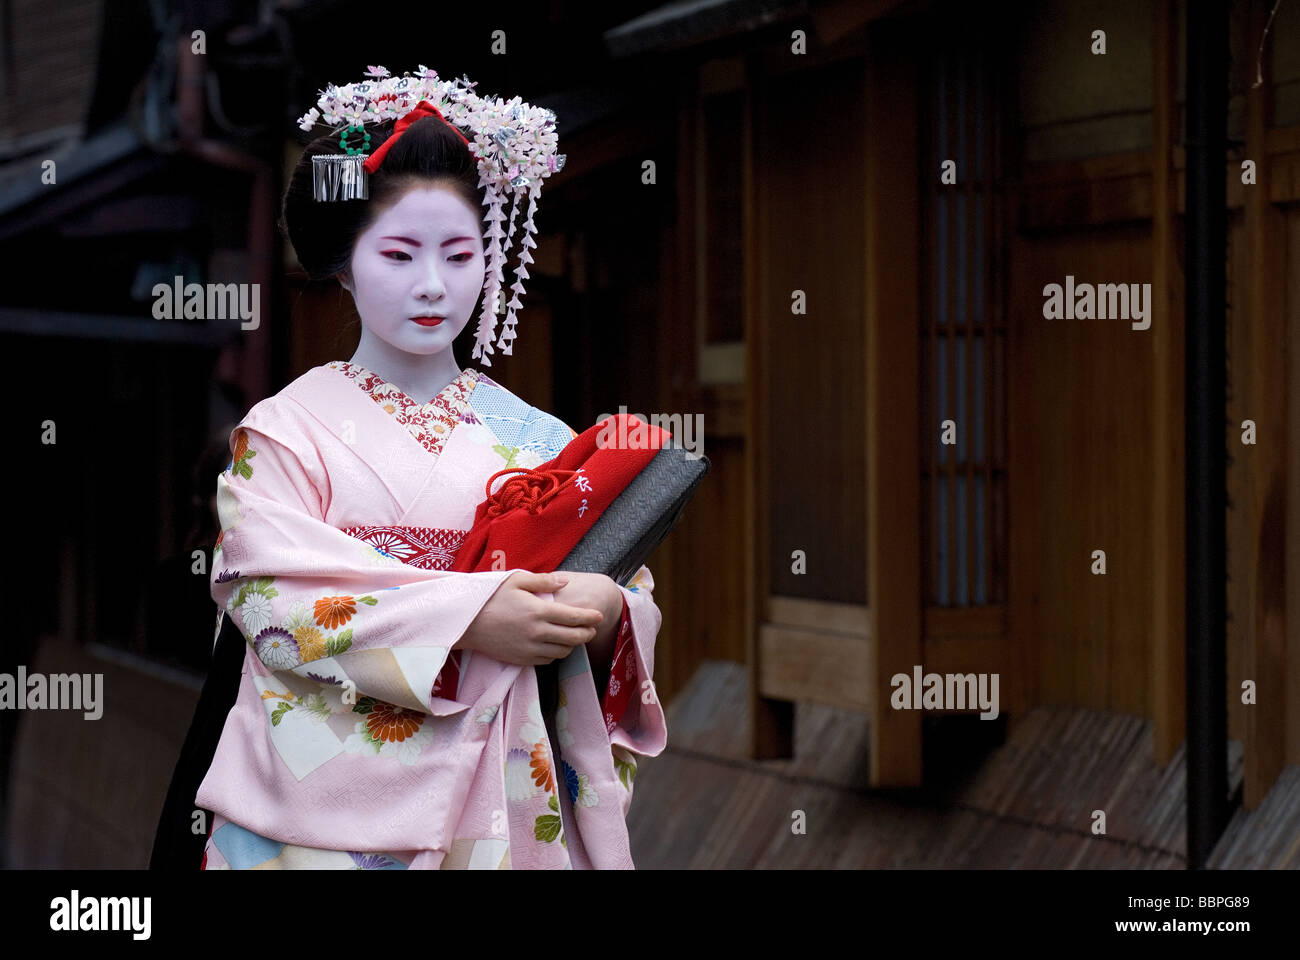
[349,328,463,404]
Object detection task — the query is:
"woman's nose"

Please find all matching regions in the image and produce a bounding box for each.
[412,257,446,299]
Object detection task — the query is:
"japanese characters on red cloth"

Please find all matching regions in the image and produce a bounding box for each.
[449,413,669,718]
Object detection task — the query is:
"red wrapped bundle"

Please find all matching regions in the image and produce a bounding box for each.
[450,413,670,576]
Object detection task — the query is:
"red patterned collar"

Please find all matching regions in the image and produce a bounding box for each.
[326,361,480,457]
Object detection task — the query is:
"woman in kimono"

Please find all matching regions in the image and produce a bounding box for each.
[195,82,667,869]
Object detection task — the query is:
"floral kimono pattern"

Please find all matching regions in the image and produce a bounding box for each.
[196,362,667,869]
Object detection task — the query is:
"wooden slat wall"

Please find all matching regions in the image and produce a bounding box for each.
[1008,220,1154,716]
[749,53,875,751]
[740,28,883,764]
[759,54,868,607]
[1015,120,1300,808]
[0,0,99,140]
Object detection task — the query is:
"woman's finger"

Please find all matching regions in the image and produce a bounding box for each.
[541,624,596,649]
[539,600,603,628]
[529,641,576,665]
[510,571,569,594]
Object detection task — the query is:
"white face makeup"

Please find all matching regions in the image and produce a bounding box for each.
[339,184,485,358]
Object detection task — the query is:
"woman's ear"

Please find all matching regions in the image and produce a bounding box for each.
[336,268,354,294]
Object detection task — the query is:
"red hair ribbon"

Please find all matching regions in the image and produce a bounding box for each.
[362,99,470,174]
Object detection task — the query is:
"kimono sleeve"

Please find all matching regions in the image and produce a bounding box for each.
[211,411,518,717]
[599,564,668,761]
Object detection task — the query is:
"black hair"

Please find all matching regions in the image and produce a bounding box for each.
[281,114,483,282]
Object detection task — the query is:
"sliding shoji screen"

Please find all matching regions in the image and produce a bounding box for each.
[921,38,1008,609]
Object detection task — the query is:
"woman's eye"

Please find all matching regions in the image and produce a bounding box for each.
[382,251,411,261]
[450,253,473,262]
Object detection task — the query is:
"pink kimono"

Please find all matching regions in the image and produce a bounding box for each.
[195,361,668,869]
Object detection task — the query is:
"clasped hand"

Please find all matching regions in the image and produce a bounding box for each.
[456,570,623,668]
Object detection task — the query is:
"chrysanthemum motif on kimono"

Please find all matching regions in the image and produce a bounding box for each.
[556,690,599,809]
[561,759,599,808]
[213,472,245,558]
[228,428,257,479]
[534,793,565,846]
[228,577,375,667]
[501,699,567,846]
[505,747,538,801]
[282,601,326,660]
[349,851,401,870]
[555,689,574,750]
[263,688,333,728]
[344,695,434,765]
[255,628,299,669]
[612,746,638,791]
[228,577,277,630]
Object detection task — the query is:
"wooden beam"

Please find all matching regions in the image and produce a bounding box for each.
[810,0,912,47]
[758,624,872,712]
[989,19,1027,719]
[865,20,923,786]
[923,604,1005,637]
[743,55,795,759]
[922,607,1009,687]
[1243,0,1288,810]
[767,596,869,634]
[1150,0,1186,767]
[1014,128,1300,231]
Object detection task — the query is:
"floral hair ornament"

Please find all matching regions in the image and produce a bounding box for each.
[300,65,566,366]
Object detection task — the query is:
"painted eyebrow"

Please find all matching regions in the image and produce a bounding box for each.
[379,236,475,247]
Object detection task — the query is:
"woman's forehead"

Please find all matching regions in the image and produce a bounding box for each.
[371,185,480,231]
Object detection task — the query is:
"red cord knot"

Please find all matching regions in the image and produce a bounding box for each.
[483,466,579,518]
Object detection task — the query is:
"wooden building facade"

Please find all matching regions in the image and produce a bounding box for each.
[589,0,1300,808]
